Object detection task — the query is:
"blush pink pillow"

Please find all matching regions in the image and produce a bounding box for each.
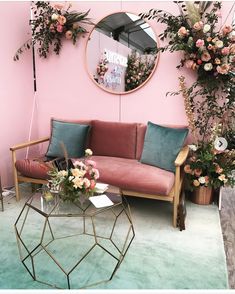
[90,120,137,159]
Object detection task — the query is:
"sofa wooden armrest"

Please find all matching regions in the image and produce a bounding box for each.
[174,146,189,167]
[10,137,50,151]
[10,137,50,201]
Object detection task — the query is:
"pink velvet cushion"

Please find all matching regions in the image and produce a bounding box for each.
[91,156,175,195]
[90,120,137,159]
[15,159,52,180]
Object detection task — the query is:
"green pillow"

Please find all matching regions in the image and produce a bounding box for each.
[140,122,188,172]
[46,120,90,158]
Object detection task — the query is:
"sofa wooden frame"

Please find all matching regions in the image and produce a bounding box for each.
[10,137,189,228]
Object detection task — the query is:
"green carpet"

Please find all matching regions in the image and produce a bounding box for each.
[0,187,228,290]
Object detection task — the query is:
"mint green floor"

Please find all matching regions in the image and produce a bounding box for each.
[0,188,228,290]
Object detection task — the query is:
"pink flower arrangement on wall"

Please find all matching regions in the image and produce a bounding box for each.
[14,1,92,60]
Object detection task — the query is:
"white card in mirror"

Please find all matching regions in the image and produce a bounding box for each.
[89,194,113,208]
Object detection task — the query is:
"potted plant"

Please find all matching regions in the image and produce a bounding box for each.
[184,126,235,204]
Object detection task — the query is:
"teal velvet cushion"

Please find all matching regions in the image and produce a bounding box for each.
[46,120,90,158]
[140,122,188,172]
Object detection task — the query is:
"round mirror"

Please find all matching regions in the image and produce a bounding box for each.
[85,12,159,94]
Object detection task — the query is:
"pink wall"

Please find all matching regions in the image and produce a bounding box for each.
[0,2,36,188]
[0,1,234,188]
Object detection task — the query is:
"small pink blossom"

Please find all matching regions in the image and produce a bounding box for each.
[56,24,63,33]
[201,51,211,62]
[193,21,204,31]
[222,25,233,36]
[86,160,97,168]
[196,39,205,48]
[217,64,230,74]
[177,26,188,37]
[221,47,229,55]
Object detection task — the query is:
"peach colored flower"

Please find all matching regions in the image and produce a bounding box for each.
[222,25,233,36]
[201,51,211,62]
[218,174,228,183]
[215,58,221,65]
[57,15,66,25]
[207,37,212,42]
[65,30,73,40]
[196,39,205,48]
[177,26,188,37]
[193,21,204,31]
[185,60,194,69]
[217,64,230,74]
[193,180,200,187]
[194,168,202,177]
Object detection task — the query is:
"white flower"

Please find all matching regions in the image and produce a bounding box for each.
[188,144,198,151]
[203,24,211,33]
[204,63,213,71]
[51,13,59,21]
[215,40,224,48]
[85,149,93,156]
[198,177,206,184]
[58,170,68,177]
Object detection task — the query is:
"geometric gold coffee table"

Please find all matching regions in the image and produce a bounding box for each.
[14,189,135,289]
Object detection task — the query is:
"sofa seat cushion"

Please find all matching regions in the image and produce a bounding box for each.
[91,156,175,196]
[15,158,52,180]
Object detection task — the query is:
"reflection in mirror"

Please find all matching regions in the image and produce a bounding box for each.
[86,12,159,94]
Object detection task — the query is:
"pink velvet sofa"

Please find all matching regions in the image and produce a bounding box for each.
[10,119,189,228]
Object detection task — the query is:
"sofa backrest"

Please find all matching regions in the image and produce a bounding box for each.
[89,120,137,159]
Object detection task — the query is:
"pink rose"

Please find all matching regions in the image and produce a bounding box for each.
[196,39,205,48]
[56,24,63,33]
[221,47,229,55]
[217,64,230,74]
[201,51,211,62]
[177,26,188,37]
[222,25,233,36]
[193,21,203,31]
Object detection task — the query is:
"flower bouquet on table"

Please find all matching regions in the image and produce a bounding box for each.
[47,149,100,203]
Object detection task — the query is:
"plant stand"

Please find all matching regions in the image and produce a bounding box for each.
[191,186,213,205]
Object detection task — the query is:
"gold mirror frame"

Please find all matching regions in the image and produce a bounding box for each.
[85,11,160,95]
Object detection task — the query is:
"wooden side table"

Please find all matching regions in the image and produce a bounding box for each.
[0,176,4,211]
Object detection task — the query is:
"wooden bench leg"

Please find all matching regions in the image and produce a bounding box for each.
[11,150,20,201]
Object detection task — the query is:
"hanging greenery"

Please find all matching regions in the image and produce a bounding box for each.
[14,1,92,60]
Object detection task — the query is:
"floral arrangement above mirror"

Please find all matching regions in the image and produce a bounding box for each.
[86,12,159,94]
[14,1,92,60]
